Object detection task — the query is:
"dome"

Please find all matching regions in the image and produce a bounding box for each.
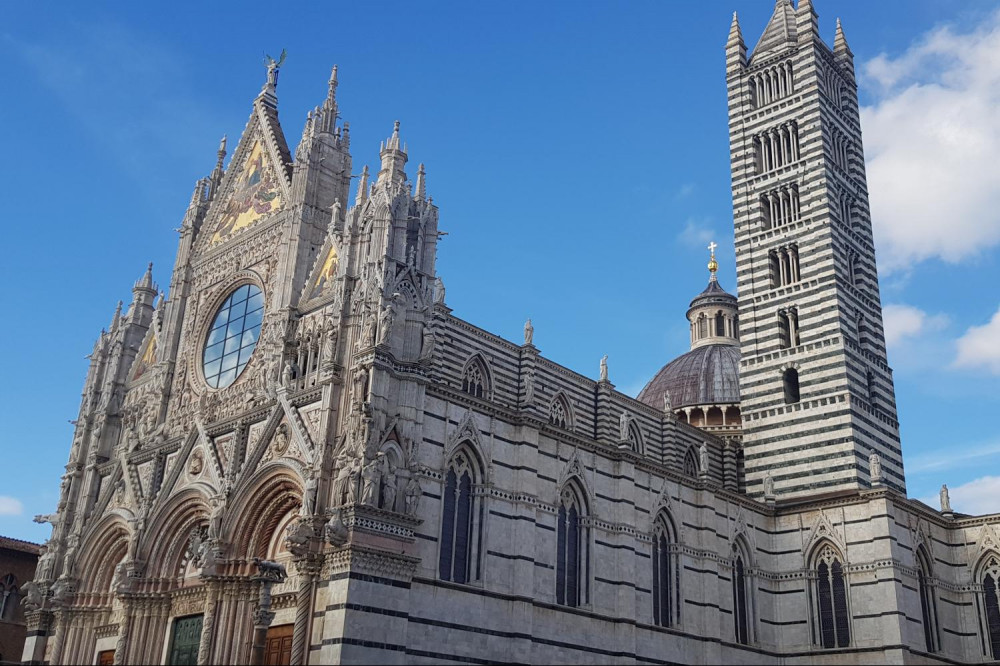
[687,278,738,316]
[637,343,741,410]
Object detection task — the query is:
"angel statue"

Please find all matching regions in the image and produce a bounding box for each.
[263,49,287,86]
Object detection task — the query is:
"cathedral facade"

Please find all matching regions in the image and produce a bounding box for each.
[23,2,1000,665]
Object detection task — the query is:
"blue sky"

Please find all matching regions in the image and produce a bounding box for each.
[2,1,999,543]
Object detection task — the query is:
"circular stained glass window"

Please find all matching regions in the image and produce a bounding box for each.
[203,284,264,389]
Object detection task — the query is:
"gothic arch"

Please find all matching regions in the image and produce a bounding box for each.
[731,535,755,645]
[627,421,644,453]
[142,486,212,580]
[460,353,493,400]
[810,539,852,649]
[439,442,486,584]
[555,477,590,607]
[683,446,699,477]
[227,463,304,564]
[76,514,131,596]
[548,392,574,430]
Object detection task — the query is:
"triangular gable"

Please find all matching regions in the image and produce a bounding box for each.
[302,239,341,302]
[130,326,157,382]
[204,101,293,248]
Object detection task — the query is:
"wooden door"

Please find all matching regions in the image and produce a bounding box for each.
[264,623,294,666]
[167,614,204,665]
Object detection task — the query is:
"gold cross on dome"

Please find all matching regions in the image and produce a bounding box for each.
[707,241,718,257]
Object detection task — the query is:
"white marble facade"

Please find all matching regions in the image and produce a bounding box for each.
[23,3,1000,665]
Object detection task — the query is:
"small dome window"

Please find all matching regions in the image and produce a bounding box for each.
[203,284,264,389]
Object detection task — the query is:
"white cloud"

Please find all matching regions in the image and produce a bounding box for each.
[678,217,715,247]
[860,9,1000,273]
[919,476,1000,516]
[954,305,1000,374]
[0,496,23,516]
[882,304,936,348]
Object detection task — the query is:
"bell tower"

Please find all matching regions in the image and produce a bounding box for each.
[727,1,903,499]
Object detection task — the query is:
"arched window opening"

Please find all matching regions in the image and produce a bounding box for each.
[715,312,726,337]
[0,574,19,622]
[627,423,642,452]
[769,250,780,288]
[815,545,851,648]
[981,554,1000,660]
[866,369,877,408]
[917,548,939,653]
[683,448,699,477]
[783,368,800,404]
[778,309,799,349]
[698,314,708,339]
[556,485,588,607]
[549,396,569,429]
[439,449,481,584]
[652,516,675,628]
[462,358,488,399]
[732,544,751,645]
[761,194,772,229]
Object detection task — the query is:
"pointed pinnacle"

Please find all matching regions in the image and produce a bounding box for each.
[355,165,370,205]
[415,163,427,200]
[834,18,853,56]
[135,262,154,290]
[727,11,743,44]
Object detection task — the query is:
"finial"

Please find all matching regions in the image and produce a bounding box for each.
[707,241,719,280]
[834,18,853,57]
[415,163,426,200]
[218,135,227,156]
[355,165,369,205]
[329,65,339,90]
[212,135,227,182]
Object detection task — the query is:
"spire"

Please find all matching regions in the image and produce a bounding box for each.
[110,300,123,331]
[133,262,155,292]
[415,163,426,201]
[355,165,369,206]
[209,135,227,197]
[181,178,209,231]
[727,11,743,46]
[378,121,408,186]
[327,65,338,107]
[834,18,853,58]
[751,0,797,62]
[726,11,747,69]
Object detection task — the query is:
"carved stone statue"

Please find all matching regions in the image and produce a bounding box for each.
[404,473,422,516]
[331,455,350,506]
[360,311,377,348]
[599,355,608,382]
[378,295,400,345]
[662,390,672,413]
[619,413,629,442]
[346,456,361,504]
[940,484,951,513]
[524,319,534,346]
[112,560,128,592]
[188,450,204,477]
[49,579,70,608]
[303,470,319,516]
[186,527,204,567]
[63,534,80,577]
[323,320,339,362]
[434,277,446,305]
[324,509,348,547]
[381,459,397,511]
[419,325,436,361]
[869,453,882,483]
[351,366,368,409]
[208,496,225,540]
[360,454,383,506]
[699,442,709,475]
[763,474,775,498]
[281,360,297,386]
[21,581,42,611]
[284,519,312,557]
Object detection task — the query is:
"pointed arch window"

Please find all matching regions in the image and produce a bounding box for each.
[549,395,570,429]
[627,423,642,452]
[556,484,588,607]
[732,543,751,645]
[462,357,488,399]
[652,515,676,627]
[683,448,699,477]
[981,554,1000,660]
[916,547,939,653]
[815,545,851,648]
[439,449,482,584]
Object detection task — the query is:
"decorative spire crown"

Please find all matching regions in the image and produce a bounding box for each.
[707,241,719,281]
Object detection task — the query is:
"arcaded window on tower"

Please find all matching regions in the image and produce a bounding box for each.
[814,545,851,648]
[556,483,589,608]
[783,368,800,404]
[0,574,19,621]
[439,448,483,584]
[203,283,264,389]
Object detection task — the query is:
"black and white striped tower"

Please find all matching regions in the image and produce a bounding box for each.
[726,0,903,499]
